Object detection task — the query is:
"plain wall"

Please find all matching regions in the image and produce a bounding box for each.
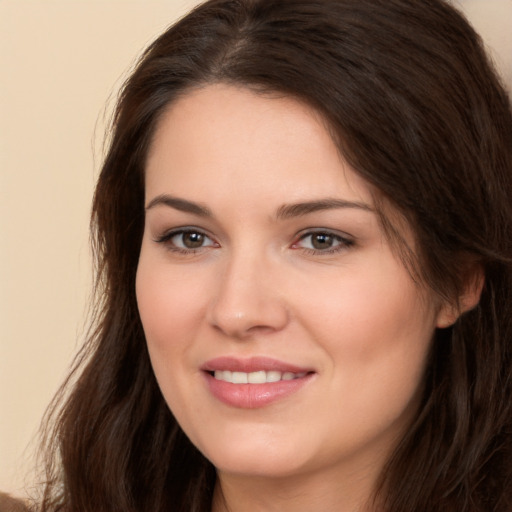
[1,0,511,496]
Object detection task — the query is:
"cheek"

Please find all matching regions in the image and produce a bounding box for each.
[136,256,207,346]
[135,256,211,422]
[304,267,433,342]
[135,252,211,401]
[300,263,435,407]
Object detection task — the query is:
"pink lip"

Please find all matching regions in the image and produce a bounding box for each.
[201,356,311,373]
[201,356,315,409]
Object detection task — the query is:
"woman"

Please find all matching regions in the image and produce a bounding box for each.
[37,0,512,511]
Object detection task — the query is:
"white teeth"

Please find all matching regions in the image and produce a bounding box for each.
[266,370,282,382]
[213,370,307,383]
[232,371,248,384]
[248,371,266,384]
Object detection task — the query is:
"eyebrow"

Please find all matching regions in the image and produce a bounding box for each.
[146,195,213,217]
[276,198,373,220]
[145,194,373,219]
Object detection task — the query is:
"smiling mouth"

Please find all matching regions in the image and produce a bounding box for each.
[203,367,314,408]
[201,356,315,408]
[211,370,309,384]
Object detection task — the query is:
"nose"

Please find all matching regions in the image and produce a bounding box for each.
[207,250,289,339]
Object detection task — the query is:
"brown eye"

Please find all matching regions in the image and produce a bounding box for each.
[156,229,217,251]
[310,233,335,250]
[293,231,353,254]
[182,231,206,248]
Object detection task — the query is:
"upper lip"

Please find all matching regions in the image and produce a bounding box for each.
[201,356,313,374]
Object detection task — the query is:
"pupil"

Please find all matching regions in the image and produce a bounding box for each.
[183,232,204,248]
[312,233,332,250]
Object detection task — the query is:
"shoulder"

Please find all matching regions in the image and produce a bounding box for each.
[0,493,29,512]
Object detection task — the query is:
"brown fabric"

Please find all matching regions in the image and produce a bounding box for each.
[0,493,29,512]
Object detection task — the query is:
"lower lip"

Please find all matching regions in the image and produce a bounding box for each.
[203,372,314,409]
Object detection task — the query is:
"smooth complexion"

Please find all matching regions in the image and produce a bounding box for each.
[136,84,452,511]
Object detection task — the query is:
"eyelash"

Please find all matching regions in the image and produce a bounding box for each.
[154,228,354,255]
[154,228,218,254]
[292,230,354,255]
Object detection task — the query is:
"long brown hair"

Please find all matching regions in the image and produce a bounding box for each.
[39,1,512,510]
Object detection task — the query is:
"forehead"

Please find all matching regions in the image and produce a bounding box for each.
[145,84,374,209]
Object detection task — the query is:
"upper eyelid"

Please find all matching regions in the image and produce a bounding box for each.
[294,227,355,240]
[154,226,214,239]
[154,226,352,237]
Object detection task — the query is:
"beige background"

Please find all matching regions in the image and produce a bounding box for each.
[1,0,511,496]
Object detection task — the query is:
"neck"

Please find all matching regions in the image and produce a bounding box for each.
[211,463,382,512]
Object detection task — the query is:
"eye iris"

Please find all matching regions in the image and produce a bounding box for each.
[183,232,205,248]
[311,233,333,250]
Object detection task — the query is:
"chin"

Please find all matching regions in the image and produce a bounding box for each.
[196,426,315,479]
[212,453,310,480]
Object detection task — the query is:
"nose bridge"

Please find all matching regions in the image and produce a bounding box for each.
[208,243,288,338]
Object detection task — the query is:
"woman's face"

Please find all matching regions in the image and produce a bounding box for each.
[136,84,448,486]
